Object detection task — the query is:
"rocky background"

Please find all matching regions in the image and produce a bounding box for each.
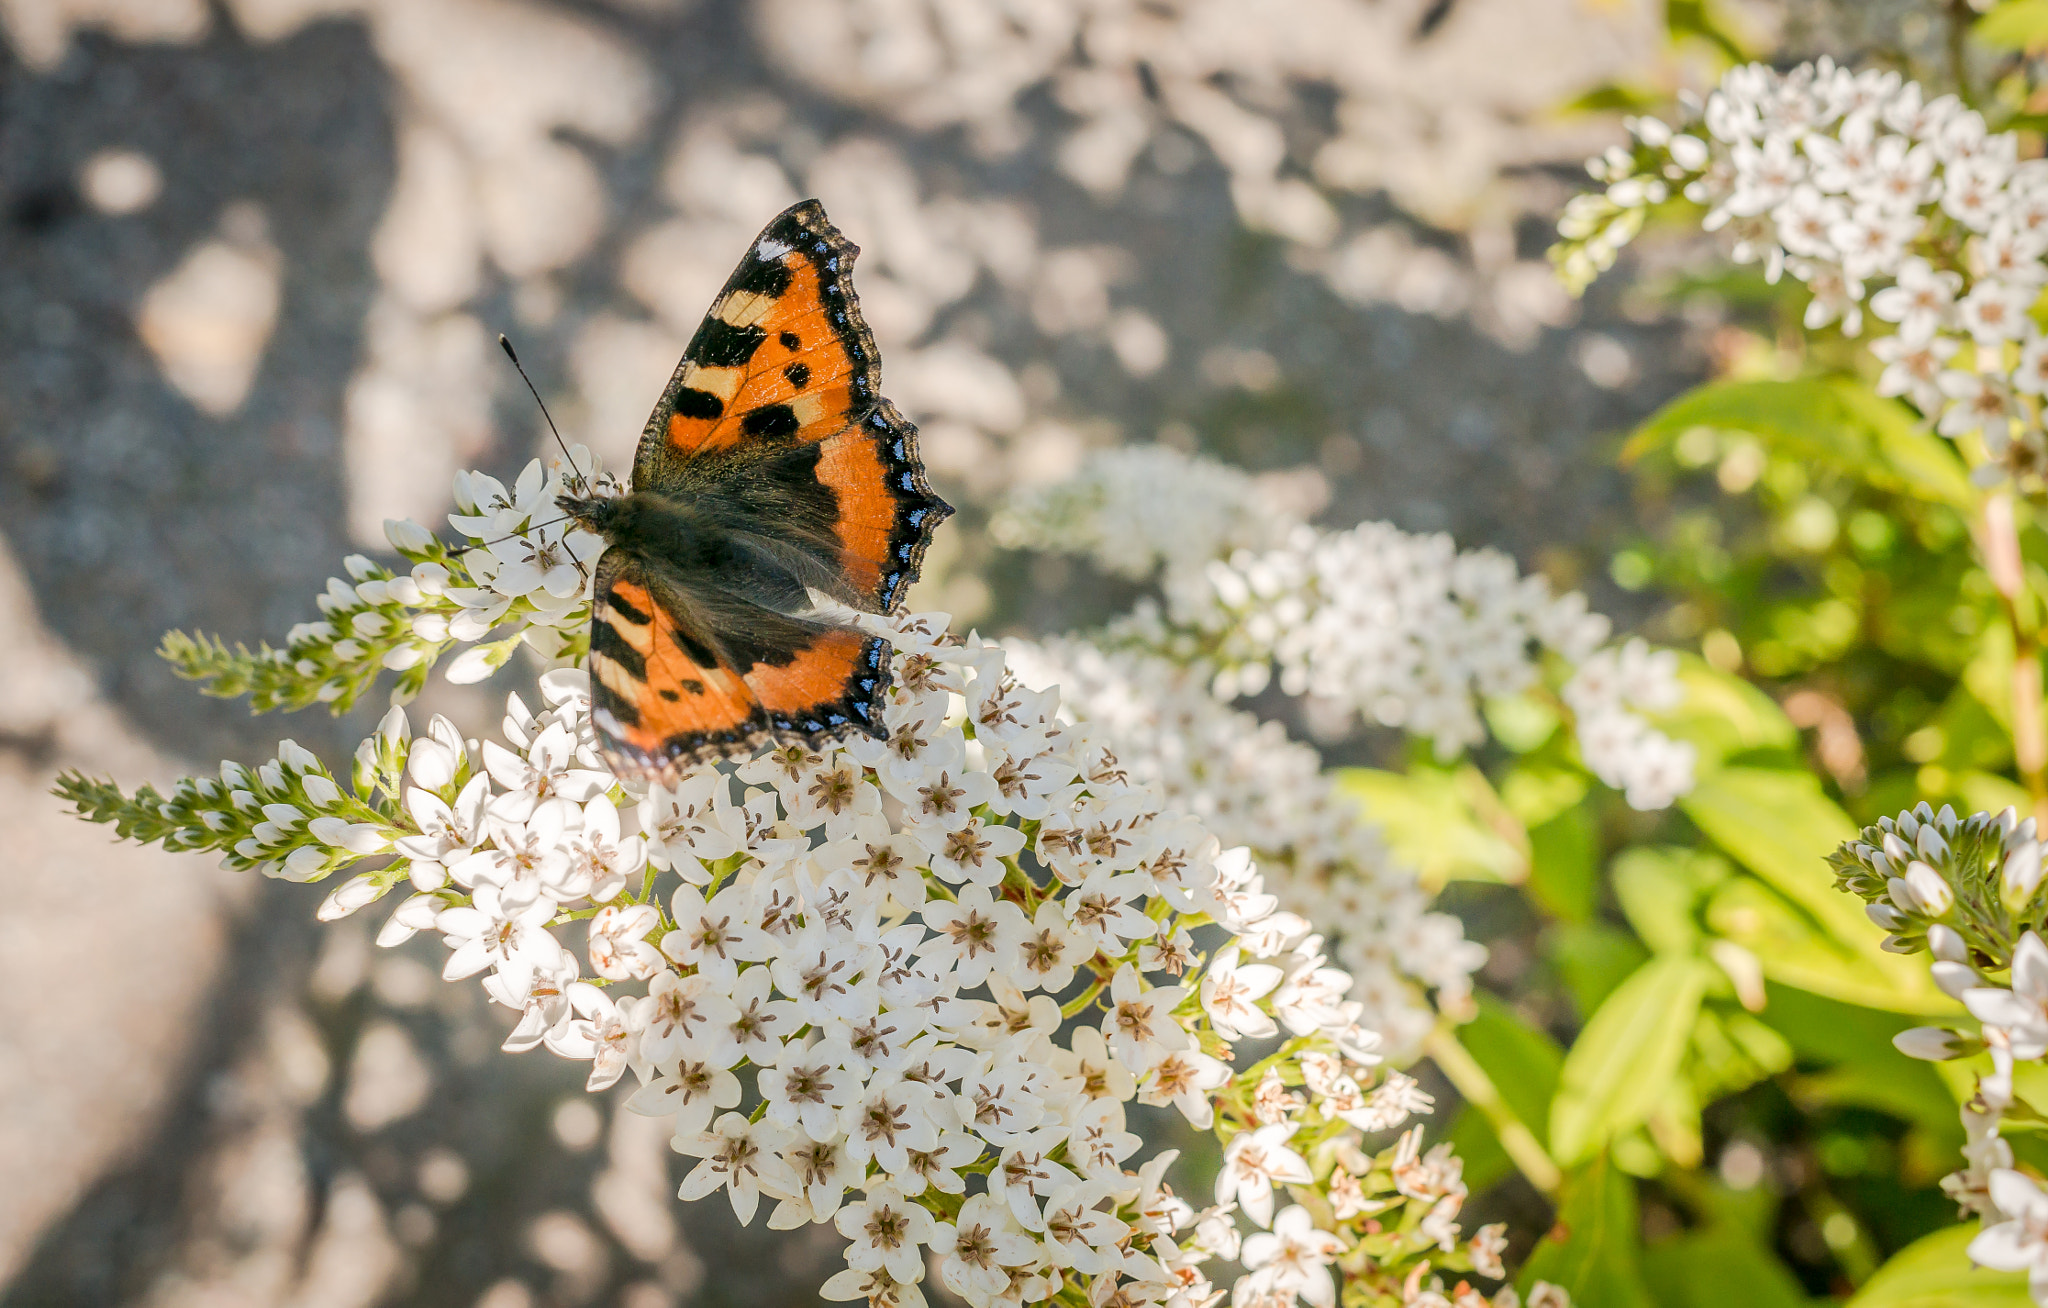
[0,1,1883,1305]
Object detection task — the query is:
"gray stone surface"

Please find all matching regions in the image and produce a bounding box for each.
[0,1,1723,1303]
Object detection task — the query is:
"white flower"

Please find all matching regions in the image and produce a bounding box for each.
[1869,257,1960,341]
[761,1037,863,1142]
[934,1194,1037,1304]
[435,885,563,988]
[1958,279,2035,348]
[1103,964,1190,1074]
[639,968,740,1068]
[1774,184,1846,258]
[922,814,1028,886]
[663,881,771,985]
[779,1135,865,1224]
[675,1111,798,1224]
[1240,1205,1345,1308]
[626,1056,742,1136]
[1938,369,2020,449]
[1217,1124,1313,1228]
[1871,332,1957,412]
[843,1074,943,1176]
[1139,1049,1232,1129]
[1041,1180,1129,1275]
[838,1183,938,1284]
[920,885,1028,988]
[587,902,663,981]
[1969,1169,2048,1294]
[1964,932,2048,1060]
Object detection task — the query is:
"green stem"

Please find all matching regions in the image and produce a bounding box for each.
[1061,977,1106,1019]
[1423,1025,1562,1198]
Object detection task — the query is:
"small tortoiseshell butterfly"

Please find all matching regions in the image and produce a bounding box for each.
[556,200,952,783]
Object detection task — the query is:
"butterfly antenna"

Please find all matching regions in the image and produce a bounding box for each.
[447,514,578,557]
[498,334,585,491]
[496,335,592,583]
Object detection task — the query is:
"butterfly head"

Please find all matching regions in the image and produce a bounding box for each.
[558,490,708,559]
[556,492,624,540]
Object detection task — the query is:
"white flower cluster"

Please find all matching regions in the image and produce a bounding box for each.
[1005,638,1484,1058]
[1561,639,1696,812]
[430,454,613,668]
[993,446,1298,582]
[1003,445,1694,808]
[221,605,1534,1308]
[163,446,615,714]
[1565,59,2048,486]
[1834,803,2048,1301]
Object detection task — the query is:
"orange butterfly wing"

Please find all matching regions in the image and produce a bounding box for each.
[634,201,948,614]
[588,201,949,780]
[585,559,771,774]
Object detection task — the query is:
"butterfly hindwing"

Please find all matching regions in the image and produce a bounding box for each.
[586,550,770,776]
[588,548,897,781]
[588,199,951,779]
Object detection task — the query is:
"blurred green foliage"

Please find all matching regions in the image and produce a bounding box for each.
[1342,7,2048,1301]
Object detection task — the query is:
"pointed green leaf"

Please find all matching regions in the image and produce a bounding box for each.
[1848,1224,2030,1306]
[1642,1228,1811,1308]
[1333,766,1526,886]
[1683,767,1859,923]
[1623,377,1973,508]
[1707,876,1955,1015]
[1976,0,2048,52]
[1519,1157,1653,1308]
[1550,955,1715,1166]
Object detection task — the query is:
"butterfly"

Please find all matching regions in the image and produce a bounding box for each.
[556,200,952,784]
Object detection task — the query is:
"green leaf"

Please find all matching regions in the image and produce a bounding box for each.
[1461,993,1565,1146]
[1623,377,1974,509]
[1976,0,2048,52]
[1682,767,1885,944]
[1444,1104,1518,1194]
[1550,955,1716,1167]
[1611,846,1732,955]
[1549,920,1652,1018]
[1685,767,1960,1010]
[1642,1227,1811,1308]
[1762,984,1927,1065]
[1529,804,1601,924]
[1333,765,1526,887]
[1707,876,1955,1014]
[1519,1157,1653,1308]
[1848,1224,2031,1306]
[1658,657,1800,774]
[1501,761,1588,828]
[1798,1062,1965,1143]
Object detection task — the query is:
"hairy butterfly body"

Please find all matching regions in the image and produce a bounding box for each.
[558,200,952,782]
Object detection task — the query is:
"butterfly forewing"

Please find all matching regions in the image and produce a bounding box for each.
[587,199,951,783]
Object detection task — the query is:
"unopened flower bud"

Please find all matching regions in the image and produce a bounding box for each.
[1932,960,1976,1000]
[408,739,457,790]
[302,774,342,807]
[1893,1027,1972,1061]
[1916,824,1949,864]
[317,872,384,920]
[384,518,436,554]
[1928,924,1968,963]
[1905,861,1953,916]
[282,845,329,881]
[2004,841,2045,905]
